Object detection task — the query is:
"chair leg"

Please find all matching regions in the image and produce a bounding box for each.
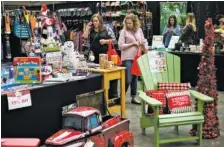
[154,126,159,147]
[197,124,202,146]
[142,128,146,135]
[174,126,179,133]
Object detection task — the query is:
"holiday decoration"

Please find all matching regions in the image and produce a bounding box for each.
[190,18,220,139]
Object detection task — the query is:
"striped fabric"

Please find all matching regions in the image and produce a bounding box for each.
[158,82,191,92]
[170,106,194,114]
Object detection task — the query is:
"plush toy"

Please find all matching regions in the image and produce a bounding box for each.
[63,41,80,69]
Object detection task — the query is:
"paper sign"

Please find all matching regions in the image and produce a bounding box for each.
[168,36,180,49]
[7,90,32,110]
[152,35,164,49]
[149,51,167,73]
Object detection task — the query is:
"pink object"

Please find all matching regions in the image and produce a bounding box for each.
[1,138,40,147]
[118,28,146,61]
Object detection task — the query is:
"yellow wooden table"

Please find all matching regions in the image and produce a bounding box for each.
[88,67,126,118]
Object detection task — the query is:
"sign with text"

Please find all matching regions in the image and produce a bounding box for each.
[7,90,32,110]
[167,95,191,109]
[149,51,167,73]
[152,35,164,49]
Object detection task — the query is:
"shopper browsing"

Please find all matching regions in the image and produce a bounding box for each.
[83,14,118,98]
[118,14,146,105]
[179,13,197,46]
[162,15,181,48]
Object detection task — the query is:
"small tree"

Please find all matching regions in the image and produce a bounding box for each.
[190,18,220,139]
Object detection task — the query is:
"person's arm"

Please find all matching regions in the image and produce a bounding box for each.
[162,26,169,35]
[82,22,91,39]
[118,29,138,50]
[173,26,181,36]
[99,25,116,45]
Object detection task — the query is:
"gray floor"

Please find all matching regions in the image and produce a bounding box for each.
[125,82,224,147]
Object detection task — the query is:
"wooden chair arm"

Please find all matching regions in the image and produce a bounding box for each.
[189,90,214,102]
[138,90,162,107]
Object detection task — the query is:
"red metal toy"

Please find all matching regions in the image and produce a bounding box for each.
[45,107,134,147]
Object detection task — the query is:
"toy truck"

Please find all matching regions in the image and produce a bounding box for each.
[45,107,134,147]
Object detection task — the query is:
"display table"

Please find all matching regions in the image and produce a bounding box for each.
[1,74,102,144]
[88,67,126,118]
[171,52,224,91]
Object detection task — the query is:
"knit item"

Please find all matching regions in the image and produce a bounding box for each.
[159,82,191,92]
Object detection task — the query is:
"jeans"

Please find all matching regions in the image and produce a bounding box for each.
[122,60,138,97]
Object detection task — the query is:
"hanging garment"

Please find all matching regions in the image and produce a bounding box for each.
[5,14,11,34]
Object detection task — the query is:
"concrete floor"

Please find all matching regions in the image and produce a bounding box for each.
[125,83,224,147]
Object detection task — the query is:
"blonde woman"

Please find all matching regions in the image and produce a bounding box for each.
[118,13,146,104]
[179,13,197,45]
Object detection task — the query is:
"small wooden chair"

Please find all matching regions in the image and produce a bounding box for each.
[137,51,213,147]
[1,138,40,147]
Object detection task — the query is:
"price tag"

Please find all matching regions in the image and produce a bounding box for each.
[7,90,32,110]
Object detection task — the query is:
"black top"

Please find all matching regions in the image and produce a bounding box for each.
[179,24,195,45]
[89,28,111,63]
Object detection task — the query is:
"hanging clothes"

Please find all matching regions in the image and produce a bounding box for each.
[5,13,11,34]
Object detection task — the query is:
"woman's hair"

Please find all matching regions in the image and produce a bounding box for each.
[167,15,177,27]
[123,13,141,31]
[186,13,196,32]
[91,13,104,30]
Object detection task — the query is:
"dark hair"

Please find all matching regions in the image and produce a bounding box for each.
[91,14,104,31]
[167,15,177,27]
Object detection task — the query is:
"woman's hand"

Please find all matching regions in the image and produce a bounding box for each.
[132,42,140,47]
[99,39,107,45]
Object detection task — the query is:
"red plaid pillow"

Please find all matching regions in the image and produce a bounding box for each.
[158,82,191,92]
[166,91,193,114]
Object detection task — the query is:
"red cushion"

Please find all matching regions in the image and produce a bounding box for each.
[166,91,193,114]
[1,138,40,147]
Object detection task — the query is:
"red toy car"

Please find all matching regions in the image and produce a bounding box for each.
[45,107,134,147]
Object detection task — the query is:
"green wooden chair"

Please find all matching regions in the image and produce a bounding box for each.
[137,51,214,147]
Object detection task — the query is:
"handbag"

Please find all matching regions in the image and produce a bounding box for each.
[131,47,142,76]
[107,40,122,66]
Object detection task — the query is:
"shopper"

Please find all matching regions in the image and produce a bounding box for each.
[179,13,197,46]
[118,13,145,105]
[162,15,181,48]
[83,14,118,98]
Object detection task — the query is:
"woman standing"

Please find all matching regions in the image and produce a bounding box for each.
[118,14,145,105]
[179,13,197,46]
[162,15,181,48]
[83,14,118,98]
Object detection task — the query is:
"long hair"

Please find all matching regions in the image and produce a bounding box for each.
[123,13,141,32]
[186,13,196,32]
[91,14,104,31]
[167,15,177,27]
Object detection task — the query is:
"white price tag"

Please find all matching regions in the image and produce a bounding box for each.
[7,90,32,110]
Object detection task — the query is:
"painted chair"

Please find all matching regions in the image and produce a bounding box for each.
[137,51,213,147]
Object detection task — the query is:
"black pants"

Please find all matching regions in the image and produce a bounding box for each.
[109,80,118,98]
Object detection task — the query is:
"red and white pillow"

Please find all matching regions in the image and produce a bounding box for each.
[166,91,194,114]
[158,82,191,92]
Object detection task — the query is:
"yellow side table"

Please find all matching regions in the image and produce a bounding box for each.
[88,67,126,118]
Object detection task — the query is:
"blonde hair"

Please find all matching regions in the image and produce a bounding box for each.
[186,13,196,32]
[91,13,104,31]
[123,13,141,32]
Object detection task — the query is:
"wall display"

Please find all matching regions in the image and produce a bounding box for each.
[7,90,32,110]
[148,51,167,73]
[160,2,187,34]
[13,57,41,84]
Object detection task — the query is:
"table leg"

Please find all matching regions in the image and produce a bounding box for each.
[103,74,109,109]
[121,70,126,118]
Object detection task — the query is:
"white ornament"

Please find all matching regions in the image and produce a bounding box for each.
[88,51,95,62]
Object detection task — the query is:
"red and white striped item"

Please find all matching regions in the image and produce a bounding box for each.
[166,91,193,114]
[158,82,191,92]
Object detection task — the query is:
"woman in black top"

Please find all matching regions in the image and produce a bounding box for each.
[179,13,197,46]
[83,14,118,98]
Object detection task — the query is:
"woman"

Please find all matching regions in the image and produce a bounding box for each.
[83,14,118,98]
[162,15,181,48]
[118,14,146,105]
[179,13,197,46]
